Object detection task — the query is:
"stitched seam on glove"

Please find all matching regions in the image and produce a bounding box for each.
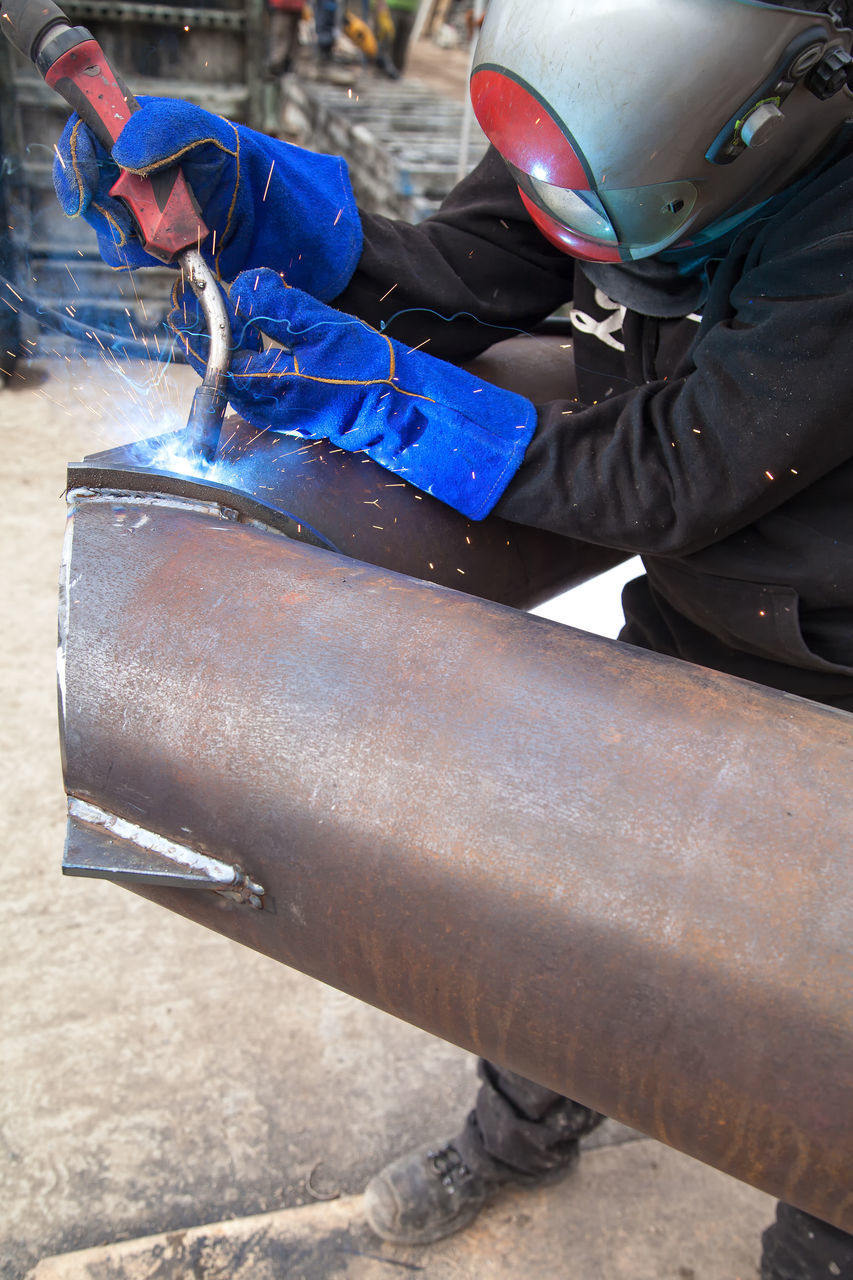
[477,445,532,517]
[67,119,88,218]
[236,369,435,401]
[228,322,436,403]
[216,124,242,279]
[90,200,129,250]
[119,120,238,178]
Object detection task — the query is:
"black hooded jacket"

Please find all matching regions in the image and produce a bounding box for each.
[336,133,853,711]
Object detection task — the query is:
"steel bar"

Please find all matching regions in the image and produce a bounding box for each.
[60,485,853,1231]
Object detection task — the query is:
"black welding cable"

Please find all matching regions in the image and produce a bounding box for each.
[0,272,186,363]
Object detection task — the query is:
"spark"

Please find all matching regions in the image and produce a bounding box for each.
[36,388,74,416]
[405,337,430,355]
[243,423,275,447]
[379,283,398,302]
[333,209,342,226]
[2,298,18,313]
[4,280,23,301]
[218,424,242,453]
[765,470,774,480]
[262,160,275,202]
[53,143,66,170]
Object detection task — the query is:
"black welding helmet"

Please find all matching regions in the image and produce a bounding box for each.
[471,0,853,262]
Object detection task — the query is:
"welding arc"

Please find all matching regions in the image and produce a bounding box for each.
[0,272,185,363]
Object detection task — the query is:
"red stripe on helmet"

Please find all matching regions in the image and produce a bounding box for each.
[471,67,590,190]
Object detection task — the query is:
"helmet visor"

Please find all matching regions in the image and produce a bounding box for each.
[511,164,699,260]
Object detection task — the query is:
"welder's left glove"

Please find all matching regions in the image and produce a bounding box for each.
[172,268,537,520]
[53,98,361,299]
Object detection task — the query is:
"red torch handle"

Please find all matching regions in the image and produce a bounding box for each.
[43,32,207,262]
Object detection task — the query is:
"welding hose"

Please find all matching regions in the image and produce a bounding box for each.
[0,271,186,362]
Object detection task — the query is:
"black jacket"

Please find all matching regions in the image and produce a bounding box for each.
[337,136,853,711]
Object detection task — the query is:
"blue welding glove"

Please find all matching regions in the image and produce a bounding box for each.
[171,269,538,519]
[52,98,362,299]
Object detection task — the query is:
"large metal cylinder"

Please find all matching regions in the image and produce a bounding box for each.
[60,480,853,1232]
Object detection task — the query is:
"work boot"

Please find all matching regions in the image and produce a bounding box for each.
[364,1132,579,1246]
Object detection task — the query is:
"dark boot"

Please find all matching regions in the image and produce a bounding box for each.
[363,1120,579,1246]
[761,1203,853,1280]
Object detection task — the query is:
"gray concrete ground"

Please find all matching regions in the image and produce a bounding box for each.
[1,353,777,1279]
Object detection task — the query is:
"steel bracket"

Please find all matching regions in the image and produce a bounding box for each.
[63,797,265,908]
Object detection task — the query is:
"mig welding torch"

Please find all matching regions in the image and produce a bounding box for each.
[0,0,231,460]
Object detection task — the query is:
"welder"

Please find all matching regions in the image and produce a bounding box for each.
[51,0,853,1273]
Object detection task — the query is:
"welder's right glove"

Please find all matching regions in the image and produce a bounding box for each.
[52,98,362,299]
[171,268,538,520]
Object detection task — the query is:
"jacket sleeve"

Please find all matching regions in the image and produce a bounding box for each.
[334,147,576,361]
[495,215,853,557]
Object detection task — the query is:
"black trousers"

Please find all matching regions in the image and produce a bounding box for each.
[469,1061,853,1280]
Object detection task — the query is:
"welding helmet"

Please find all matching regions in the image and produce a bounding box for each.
[471,0,853,262]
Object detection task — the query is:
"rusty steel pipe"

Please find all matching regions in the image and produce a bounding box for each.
[59,482,853,1231]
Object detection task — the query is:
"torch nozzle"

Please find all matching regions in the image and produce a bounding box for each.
[186,379,229,463]
[180,248,232,463]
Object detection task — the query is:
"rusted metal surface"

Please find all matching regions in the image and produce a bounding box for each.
[69,417,625,608]
[60,485,853,1230]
